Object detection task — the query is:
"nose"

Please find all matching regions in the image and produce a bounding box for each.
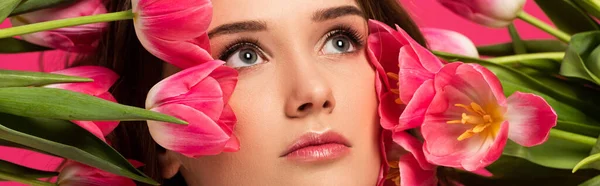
[284,60,336,118]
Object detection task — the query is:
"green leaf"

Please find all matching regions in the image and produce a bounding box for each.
[477,40,567,56]
[502,137,591,169]
[534,0,600,34]
[0,159,57,179]
[0,69,92,87]
[0,0,22,20]
[0,112,158,185]
[580,175,600,186]
[0,87,187,124]
[572,0,600,23]
[560,31,600,85]
[459,156,598,185]
[574,153,600,172]
[0,171,55,186]
[0,38,51,53]
[9,0,75,16]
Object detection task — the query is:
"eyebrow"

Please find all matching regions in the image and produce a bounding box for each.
[312,5,364,22]
[207,6,364,38]
[208,20,267,38]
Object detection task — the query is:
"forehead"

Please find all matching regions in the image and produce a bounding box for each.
[209,0,360,30]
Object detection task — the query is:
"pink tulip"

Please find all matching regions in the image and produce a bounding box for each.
[57,160,141,186]
[132,0,213,69]
[10,0,107,53]
[45,66,120,140]
[421,28,479,58]
[419,62,556,171]
[437,0,527,28]
[145,60,239,157]
[368,20,557,171]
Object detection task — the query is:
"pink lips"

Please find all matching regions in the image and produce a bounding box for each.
[281,131,351,162]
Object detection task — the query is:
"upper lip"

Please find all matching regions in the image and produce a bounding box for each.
[280,131,351,157]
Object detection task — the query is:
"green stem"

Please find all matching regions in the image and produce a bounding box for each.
[432,51,564,65]
[0,10,134,39]
[0,171,56,186]
[432,51,489,64]
[549,129,597,146]
[487,52,565,64]
[517,11,571,43]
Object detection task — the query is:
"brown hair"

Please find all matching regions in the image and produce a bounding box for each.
[78,0,429,185]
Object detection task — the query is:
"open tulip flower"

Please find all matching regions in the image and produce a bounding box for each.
[46,66,120,141]
[132,0,213,69]
[57,160,142,186]
[10,0,108,53]
[145,60,239,157]
[368,19,557,171]
[437,0,527,28]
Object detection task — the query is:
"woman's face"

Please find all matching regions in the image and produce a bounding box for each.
[162,0,381,185]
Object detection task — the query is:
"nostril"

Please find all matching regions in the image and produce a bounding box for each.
[298,103,313,111]
[322,101,330,108]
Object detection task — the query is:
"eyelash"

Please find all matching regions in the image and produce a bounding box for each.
[218,38,265,61]
[324,25,365,49]
[217,24,365,61]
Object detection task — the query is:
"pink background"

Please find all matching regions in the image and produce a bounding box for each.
[0,0,553,185]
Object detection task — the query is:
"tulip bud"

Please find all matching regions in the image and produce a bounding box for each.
[421,28,479,58]
[10,0,108,53]
[438,0,527,28]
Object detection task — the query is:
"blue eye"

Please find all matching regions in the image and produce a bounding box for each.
[224,46,265,68]
[323,36,355,54]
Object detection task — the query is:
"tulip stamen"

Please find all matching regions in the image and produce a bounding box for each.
[385,72,404,105]
[448,102,497,141]
[387,72,399,80]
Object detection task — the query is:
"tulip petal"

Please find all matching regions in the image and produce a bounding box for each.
[398,47,434,103]
[48,66,119,96]
[377,130,392,186]
[398,154,438,186]
[58,161,136,186]
[505,92,557,147]
[397,80,435,131]
[395,25,444,75]
[148,104,232,157]
[146,60,223,107]
[208,66,239,104]
[392,131,436,170]
[434,63,505,107]
[71,121,106,141]
[398,44,444,103]
[470,168,493,177]
[219,105,239,152]
[369,32,402,83]
[421,28,479,58]
[423,117,509,171]
[379,92,403,130]
[138,35,213,69]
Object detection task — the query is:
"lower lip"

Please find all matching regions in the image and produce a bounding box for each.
[285,143,349,162]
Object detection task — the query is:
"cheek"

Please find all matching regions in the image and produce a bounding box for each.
[329,54,380,147]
